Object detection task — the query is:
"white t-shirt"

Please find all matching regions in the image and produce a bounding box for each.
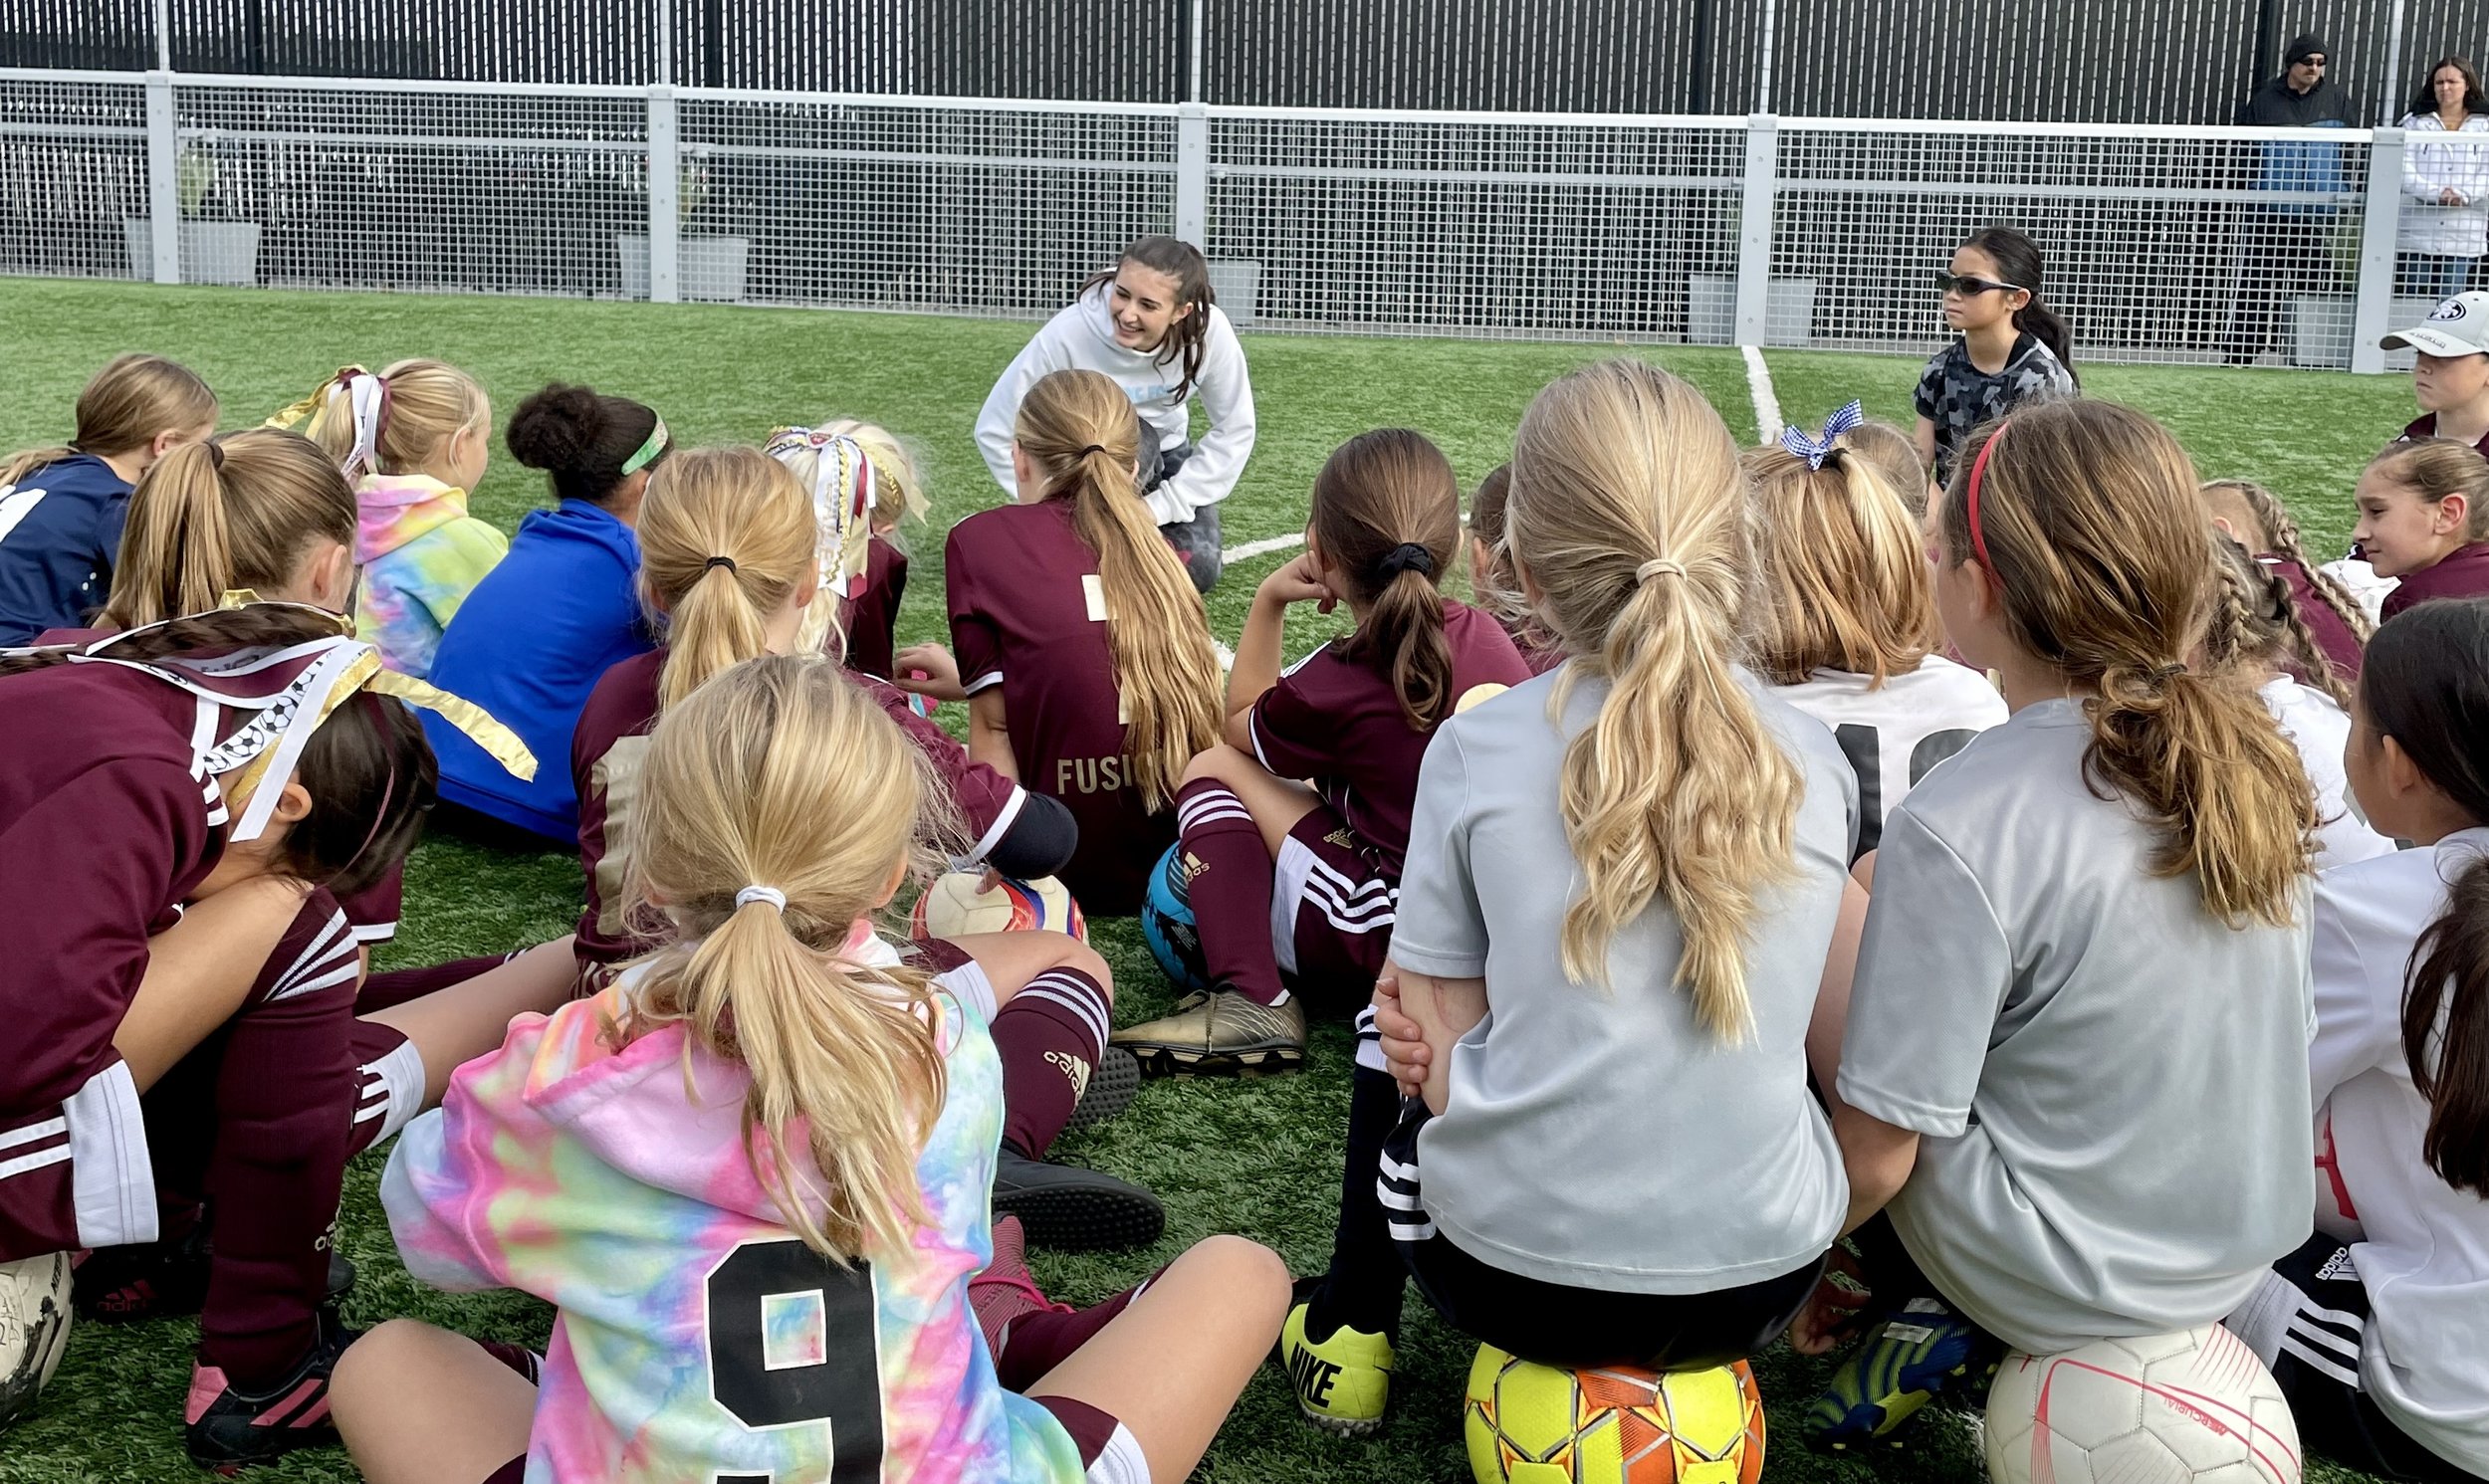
[1775,656,2007,858]
[2304,829,2489,1477]
[1393,667,1854,1292]
[2259,676,2396,872]
[1840,699,2317,1354]
[973,287,1256,526]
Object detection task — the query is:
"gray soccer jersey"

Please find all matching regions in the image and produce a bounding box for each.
[1838,698,2317,1354]
[1394,667,1856,1293]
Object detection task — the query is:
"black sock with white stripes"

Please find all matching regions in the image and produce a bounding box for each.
[992,968,1111,1163]
[1304,1061,1407,1344]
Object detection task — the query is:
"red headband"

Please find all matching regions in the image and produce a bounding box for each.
[1964,419,2009,574]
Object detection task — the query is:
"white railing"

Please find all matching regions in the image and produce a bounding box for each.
[4,67,2477,372]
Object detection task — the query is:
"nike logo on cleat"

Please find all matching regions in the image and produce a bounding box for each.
[1287,1348,1343,1406]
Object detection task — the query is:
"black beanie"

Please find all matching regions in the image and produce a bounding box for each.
[2286,35,2329,67]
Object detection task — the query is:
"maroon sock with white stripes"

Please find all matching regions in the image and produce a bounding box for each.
[194,893,364,1390]
[991,968,1110,1162]
[1174,779,1286,1006]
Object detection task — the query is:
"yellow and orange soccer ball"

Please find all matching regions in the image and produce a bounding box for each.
[1465,1346,1767,1484]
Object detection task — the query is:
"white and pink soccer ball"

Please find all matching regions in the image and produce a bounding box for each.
[1984,1324,2300,1484]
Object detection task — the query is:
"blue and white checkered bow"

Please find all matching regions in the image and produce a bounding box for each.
[1779,399,1865,470]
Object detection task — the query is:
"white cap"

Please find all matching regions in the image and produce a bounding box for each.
[2381,292,2489,356]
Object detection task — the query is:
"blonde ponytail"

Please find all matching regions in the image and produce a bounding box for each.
[102,429,355,629]
[301,358,488,480]
[1016,369,1222,809]
[1507,360,1798,1038]
[637,446,818,710]
[622,654,952,1262]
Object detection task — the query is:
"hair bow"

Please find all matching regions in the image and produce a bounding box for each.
[1779,400,1865,471]
[266,367,388,479]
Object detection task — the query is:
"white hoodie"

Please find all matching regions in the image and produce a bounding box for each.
[975,287,1256,526]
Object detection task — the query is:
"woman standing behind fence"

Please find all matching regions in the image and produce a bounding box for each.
[2398,58,2489,302]
[974,237,1256,592]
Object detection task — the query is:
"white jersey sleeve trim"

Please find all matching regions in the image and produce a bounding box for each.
[960,785,1028,868]
[66,1060,158,1249]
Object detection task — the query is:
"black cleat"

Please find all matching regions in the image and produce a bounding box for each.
[991,1150,1165,1252]
[183,1306,361,1473]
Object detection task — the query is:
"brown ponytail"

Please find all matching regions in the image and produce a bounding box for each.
[2360,602,2489,1195]
[1311,430,1462,732]
[1942,403,2315,925]
[1014,368,1223,809]
[101,429,355,630]
[0,353,218,489]
[0,605,434,897]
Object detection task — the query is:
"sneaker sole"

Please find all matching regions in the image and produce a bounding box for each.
[1295,1402,1387,1438]
[1119,1040,1306,1079]
[1065,1046,1141,1131]
[992,1182,1167,1252]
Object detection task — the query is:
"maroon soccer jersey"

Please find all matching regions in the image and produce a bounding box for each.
[570,649,1030,966]
[1248,598,1530,879]
[0,663,223,1125]
[2381,540,2489,620]
[842,535,909,681]
[945,498,1186,915]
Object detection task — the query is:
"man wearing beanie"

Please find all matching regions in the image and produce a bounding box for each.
[2228,36,2358,363]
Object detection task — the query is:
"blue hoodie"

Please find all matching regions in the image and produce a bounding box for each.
[0,454,133,645]
[423,500,652,841]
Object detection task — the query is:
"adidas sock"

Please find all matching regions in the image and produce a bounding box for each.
[1304,1061,1407,1344]
[1174,779,1287,1006]
[196,897,361,1389]
[992,968,1110,1162]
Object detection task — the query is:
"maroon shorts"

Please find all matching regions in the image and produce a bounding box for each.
[1273,804,1397,1009]
[0,1062,152,1259]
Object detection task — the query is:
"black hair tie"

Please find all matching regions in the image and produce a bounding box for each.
[1075,444,1107,459]
[1376,542,1437,579]
[704,555,738,575]
[205,442,226,471]
[2150,661,2186,682]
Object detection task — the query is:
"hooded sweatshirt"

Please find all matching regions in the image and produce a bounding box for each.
[973,286,1257,527]
[381,937,1088,1484]
[354,473,510,680]
[422,499,653,841]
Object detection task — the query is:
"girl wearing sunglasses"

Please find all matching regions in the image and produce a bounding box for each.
[1914,225,2078,482]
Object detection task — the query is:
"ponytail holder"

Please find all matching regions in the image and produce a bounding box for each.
[1964,419,2008,576]
[205,441,226,472]
[1075,444,1107,459]
[1376,542,1437,578]
[2150,662,2187,683]
[735,884,787,913]
[328,369,388,480]
[1779,399,1865,470]
[1636,557,1687,585]
[704,555,738,575]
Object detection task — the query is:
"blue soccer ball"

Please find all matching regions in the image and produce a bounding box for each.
[1139,842,1213,994]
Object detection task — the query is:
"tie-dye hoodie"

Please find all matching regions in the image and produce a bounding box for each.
[354,473,509,679]
[380,937,1086,1484]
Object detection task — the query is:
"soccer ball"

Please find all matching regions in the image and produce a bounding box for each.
[1465,1344,1766,1484]
[910,871,1086,942]
[1138,843,1213,994]
[1983,1325,2301,1484]
[0,1252,72,1430]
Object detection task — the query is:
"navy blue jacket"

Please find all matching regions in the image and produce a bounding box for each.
[0,455,132,645]
[422,500,653,841]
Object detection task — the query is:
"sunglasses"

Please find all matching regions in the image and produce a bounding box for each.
[1935,271,2026,298]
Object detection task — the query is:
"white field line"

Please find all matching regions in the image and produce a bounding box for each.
[1221,530,1305,563]
[1741,343,1783,444]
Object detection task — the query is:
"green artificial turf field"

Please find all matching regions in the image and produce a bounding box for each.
[0,277,2417,1483]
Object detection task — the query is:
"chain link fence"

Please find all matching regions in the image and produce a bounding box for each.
[10,68,2483,371]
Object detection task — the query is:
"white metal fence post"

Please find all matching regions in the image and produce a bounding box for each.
[1733,112,1777,346]
[2351,126,2405,374]
[143,70,179,285]
[647,84,680,304]
[1176,102,1210,249]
